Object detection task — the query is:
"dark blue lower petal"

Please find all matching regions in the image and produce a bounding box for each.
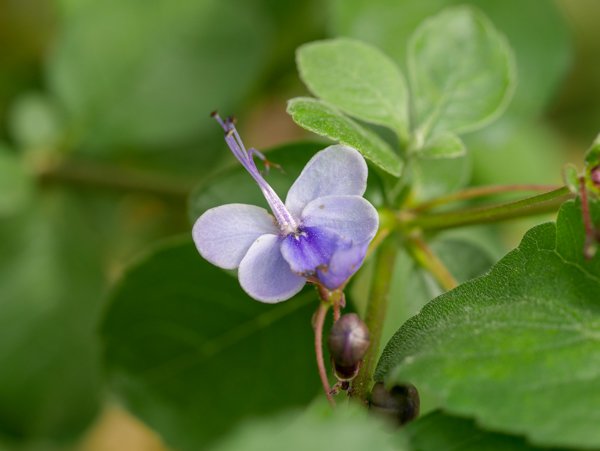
[317,242,369,290]
[280,226,369,290]
[280,226,347,276]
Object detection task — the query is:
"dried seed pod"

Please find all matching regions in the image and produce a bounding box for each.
[369,382,420,426]
[327,313,370,381]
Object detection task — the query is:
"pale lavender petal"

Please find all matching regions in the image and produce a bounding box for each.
[193,204,278,270]
[238,234,306,303]
[317,242,370,290]
[301,195,379,245]
[280,226,348,276]
[285,145,368,218]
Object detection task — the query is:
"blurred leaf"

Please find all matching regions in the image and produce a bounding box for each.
[0,145,33,216]
[210,400,557,451]
[287,97,403,176]
[406,411,567,451]
[297,39,409,139]
[101,238,322,450]
[210,400,406,451]
[329,0,570,118]
[408,6,515,140]
[468,118,565,186]
[376,200,600,449]
[47,0,270,151]
[0,190,104,443]
[419,133,465,159]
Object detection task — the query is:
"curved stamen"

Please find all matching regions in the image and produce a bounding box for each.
[212,112,298,234]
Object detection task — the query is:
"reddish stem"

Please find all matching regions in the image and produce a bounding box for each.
[314,303,335,406]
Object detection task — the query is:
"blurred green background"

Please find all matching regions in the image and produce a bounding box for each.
[0,0,599,450]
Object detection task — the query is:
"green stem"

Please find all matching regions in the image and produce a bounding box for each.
[350,238,398,402]
[403,187,573,231]
[35,159,194,199]
[411,184,562,213]
[407,235,457,291]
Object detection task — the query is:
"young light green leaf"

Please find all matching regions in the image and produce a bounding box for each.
[330,0,569,119]
[210,401,406,451]
[419,133,466,159]
[287,97,403,176]
[408,6,515,140]
[101,238,321,451]
[297,39,409,139]
[376,199,600,449]
[406,411,566,451]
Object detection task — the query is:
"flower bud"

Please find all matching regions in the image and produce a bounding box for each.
[591,165,600,188]
[369,382,420,426]
[327,313,370,381]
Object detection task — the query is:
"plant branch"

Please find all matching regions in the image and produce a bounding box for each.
[35,158,195,199]
[350,238,398,402]
[411,184,562,213]
[407,235,457,291]
[402,187,573,231]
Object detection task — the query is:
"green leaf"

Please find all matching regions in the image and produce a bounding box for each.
[419,133,466,159]
[287,97,403,176]
[406,411,566,451]
[210,400,407,451]
[101,239,322,450]
[408,6,515,139]
[0,191,104,443]
[47,0,270,151]
[0,146,33,216]
[351,236,495,416]
[329,0,569,119]
[297,39,409,139]
[376,199,600,449]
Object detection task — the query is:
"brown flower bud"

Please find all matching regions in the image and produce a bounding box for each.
[327,313,370,381]
[369,382,420,426]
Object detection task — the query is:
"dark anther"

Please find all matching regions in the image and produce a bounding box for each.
[210,110,218,117]
[369,382,420,426]
[327,313,370,381]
